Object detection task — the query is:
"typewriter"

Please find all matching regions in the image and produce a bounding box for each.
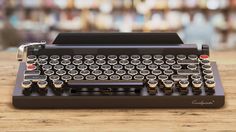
[13,33,224,108]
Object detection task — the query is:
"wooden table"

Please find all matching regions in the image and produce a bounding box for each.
[0,51,236,131]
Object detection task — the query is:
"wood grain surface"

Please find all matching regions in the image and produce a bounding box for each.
[0,51,236,132]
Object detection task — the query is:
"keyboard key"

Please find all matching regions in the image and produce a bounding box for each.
[131,55,140,60]
[128,70,138,76]
[27,55,37,61]
[205,80,215,88]
[96,55,106,60]
[177,69,200,75]
[49,60,59,65]
[165,55,175,60]
[177,59,198,65]
[44,70,54,76]
[54,65,64,71]
[148,64,158,70]
[92,70,102,76]
[146,75,156,80]
[50,55,60,60]
[158,75,168,81]
[49,75,60,81]
[65,65,76,70]
[203,70,213,75]
[166,60,175,65]
[163,69,174,75]
[113,64,123,70]
[72,60,82,65]
[68,70,79,76]
[98,75,108,80]
[73,55,83,60]
[153,55,163,60]
[56,70,66,76]
[73,75,84,80]
[104,70,114,76]
[21,80,32,89]
[42,65,52,71]
[84,60,94,65]
[202,65,211,70]
[204,75,214,80]
[191,74,201,80]
[37,80,48,89]
[134,75,144,80]
[38,55,48,61]
[24,70,41,76]
[85,75,96,80]
[89,64,99,70]
[142,60,152,65]
[171,64,182,70]
[108,55,117,60]
[24,75,47,82]
[171,75,188,81]
[80,70,90,76]
[61,55,71,60]
[116,70,126,75]
[152,70,162,75]
[110,75,120,80]
[136,64,146,70]
[140,70,150,75]
[187,64,197,70]
[125,64,135,70]
[108,60,117,65]
[101,65,111,70]
[84,55,94,60]
[122,75,132,80]
[77,65,88,70]
[96,60,106,65]
[154,60,164,65]
[131,60,141,65]
[61,75,72,82]
[142,55,152,60]
[160,64,170,70]
[176,55,186,60]
[61,60,71,65]
[119,60,129,65]
[119,55,129,60]
[188,55,198,60]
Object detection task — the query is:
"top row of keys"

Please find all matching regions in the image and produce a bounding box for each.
[28,54,206,61]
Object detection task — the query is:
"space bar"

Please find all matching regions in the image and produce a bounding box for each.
[68,80,144,87]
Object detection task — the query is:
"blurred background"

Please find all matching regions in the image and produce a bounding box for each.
[0,0,236,51]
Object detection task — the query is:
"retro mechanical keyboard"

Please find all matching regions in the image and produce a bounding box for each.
[13,33,224,108]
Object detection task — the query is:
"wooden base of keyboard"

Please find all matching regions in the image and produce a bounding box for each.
[13,62,224,108]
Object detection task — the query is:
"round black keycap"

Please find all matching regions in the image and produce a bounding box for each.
[85,75,96,80]
[148,64,158,70]
[119,55,129,60]
[136,64,146,70]
[128,70,138,76]
[187,64,197,70]
[84,55,94,60]
[54,65,64,71]
[56,70,66,76]
[166,60,175,65]
[172,64,182,70]
[163,69,174,75]
[131,55,140,60]
[61,75,72,81]
[68,70,78,76]
[116,70,126,75]
[113,65,123,70]
[89,64,99,70]
[177,55,186,60]
[65,65,76,70]
[134,75,144,80]
[96,60,106,65]
[165,55,175,60]
[122,75,132,80]
[42,65,52,70]
[160,64,170,70]
[61,60,71,65]
[38,60,48,65]
[73,55,83,60]
[101,65,111,70]
[104,70,114,76]
[152,70,162,75]
[142,55,152,60]
[50,55,60,60]
[27,55,37,61]
[44,70,54,76]
[131,60,141,65]
[108,55,117,60]
[38,55,48,60]
[108,60,117,65]
[188,55,198,60]
[84,60,94,65]
[49,60,59,65]
[96,55,106,60]
[154,55,163,60]
[119,60,129,65]
[204,75,214,80]
[61,55,71,60]
[80,70,90,76]
[92,70,102,76]
[125,64,135,70]
[158,75,168,81]
[49,75,60,81]
[202,65,211,70]
[72,60,82,65]
[140,70,150,75]
[77,65,87,70]
[191,74,201,80]
[142,60,152,65]
[154,60,164,65]
[98,75,108,80]
[74,75,84,80]
[110,75,120,80]
[146,75,156,80]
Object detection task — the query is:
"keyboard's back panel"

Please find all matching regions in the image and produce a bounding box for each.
[13,45,224,108]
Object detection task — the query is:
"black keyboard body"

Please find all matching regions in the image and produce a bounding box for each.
[13,33,224,108]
